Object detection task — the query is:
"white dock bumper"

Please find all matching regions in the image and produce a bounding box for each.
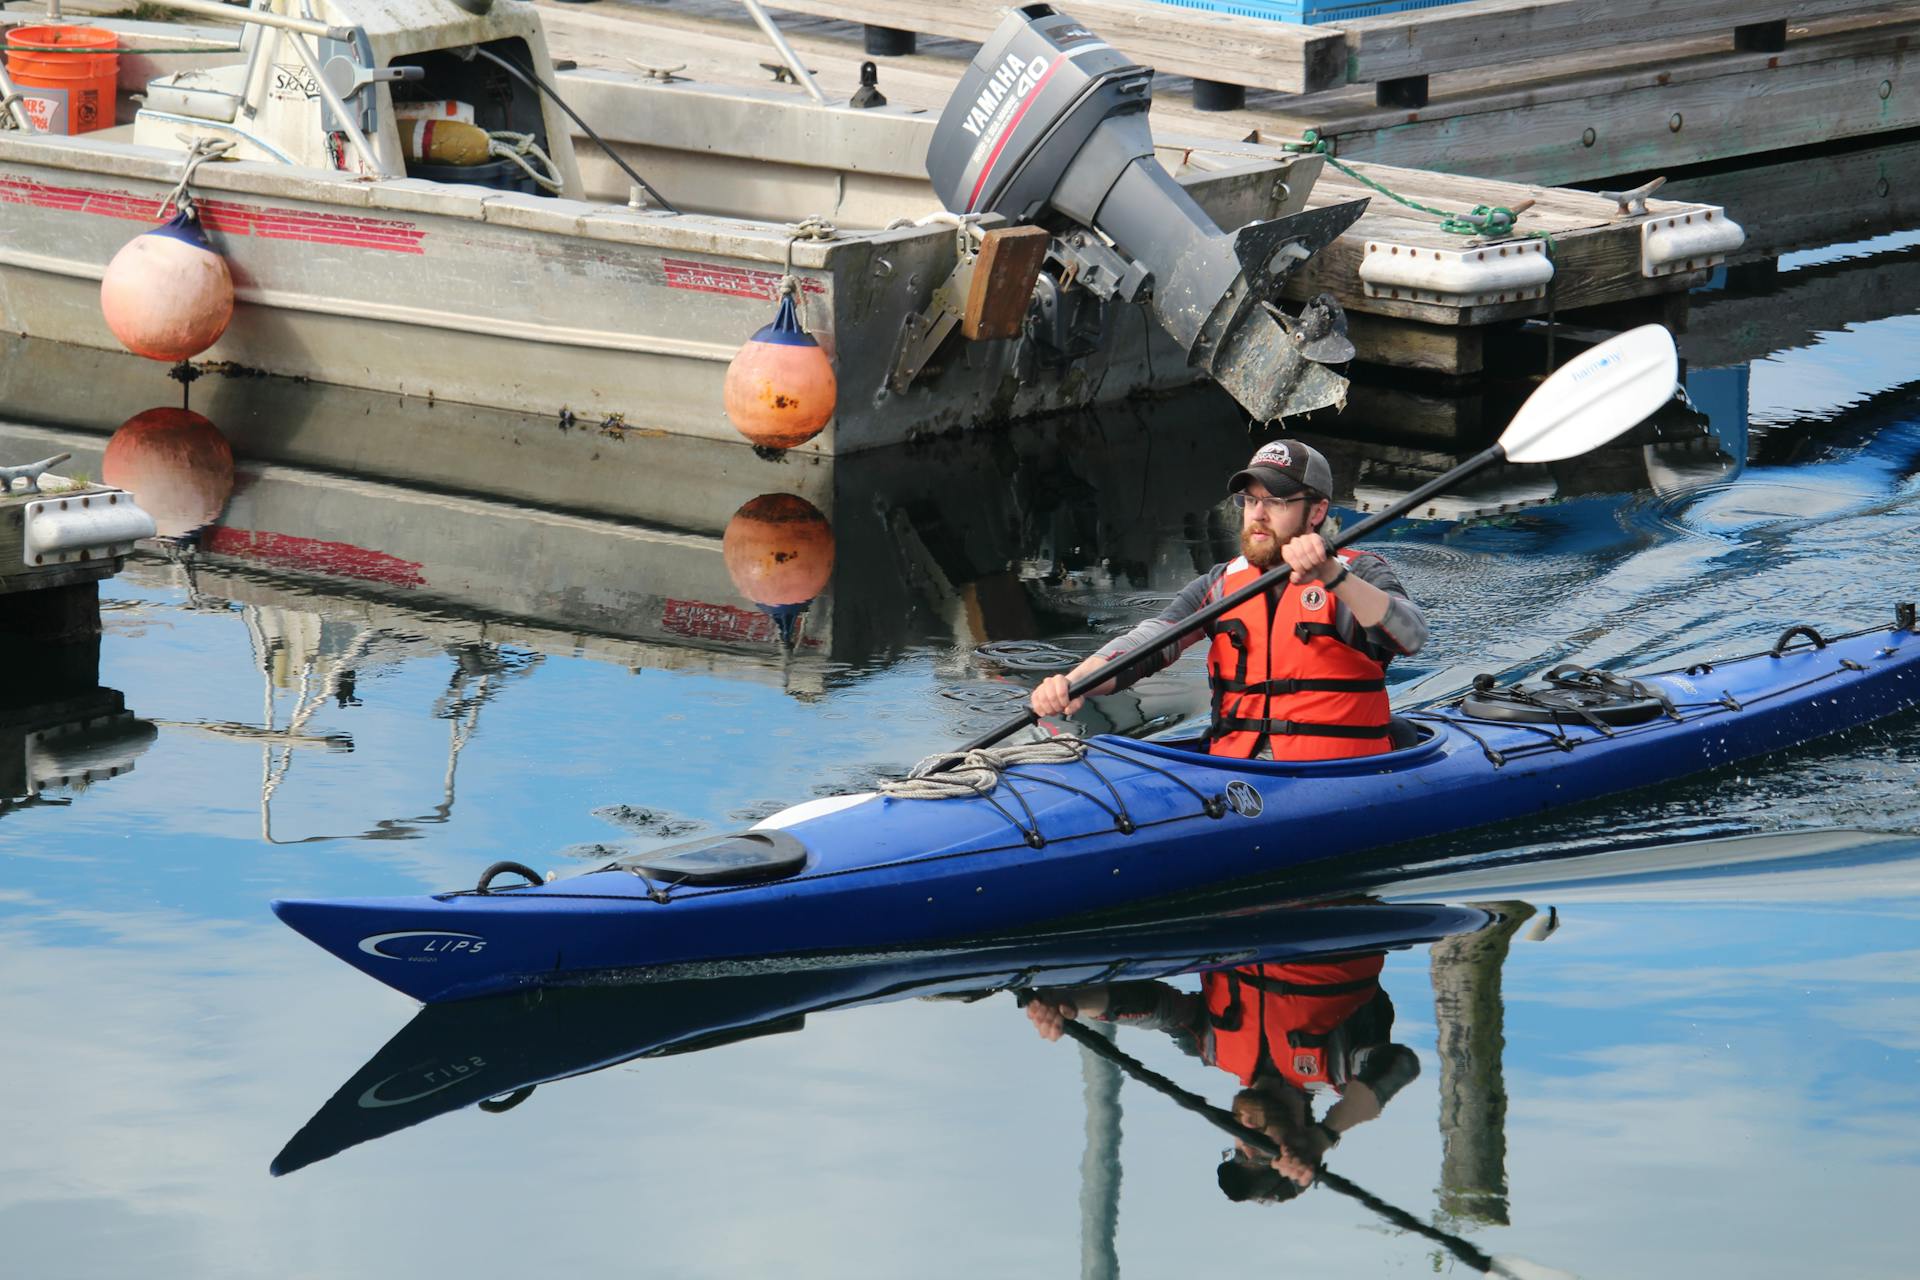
[1358,239,1553,306]
[21,492,156,566]
[1641,208,1744,278]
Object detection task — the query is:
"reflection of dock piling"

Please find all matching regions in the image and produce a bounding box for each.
[1079,1021,1122,1280]
[1429,900,1534,1227]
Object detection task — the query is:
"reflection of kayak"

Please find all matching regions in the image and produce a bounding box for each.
[275,617,1920,1003]
[272,899,1489,1175]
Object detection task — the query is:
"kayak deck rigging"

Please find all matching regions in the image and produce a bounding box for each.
[876,736,1230,841]
[1414,620,1900,767]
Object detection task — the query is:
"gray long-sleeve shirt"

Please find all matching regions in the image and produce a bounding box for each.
[1091,550,1428,692]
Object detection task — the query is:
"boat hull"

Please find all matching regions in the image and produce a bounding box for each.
[0,126,1311,453]
[273,622,1920,1002]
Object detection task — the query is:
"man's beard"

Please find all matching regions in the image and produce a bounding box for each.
[1240,528,1281,569]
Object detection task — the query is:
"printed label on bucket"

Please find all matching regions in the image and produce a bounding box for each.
[20,86,65,133]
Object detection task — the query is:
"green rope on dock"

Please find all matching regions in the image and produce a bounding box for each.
[1289,129,1555,253]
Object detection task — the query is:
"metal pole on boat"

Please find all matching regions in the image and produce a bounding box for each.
[283,32,392,178]
[739,0,830,106]
[120,0,355,43]
[0,58,38,132]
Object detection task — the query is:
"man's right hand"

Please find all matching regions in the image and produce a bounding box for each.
[1030,674,1086,719]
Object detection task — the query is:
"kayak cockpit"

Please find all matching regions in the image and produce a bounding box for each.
[1124,716,1446,775]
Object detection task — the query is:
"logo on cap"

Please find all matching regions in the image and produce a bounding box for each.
[1253,441,1294,469]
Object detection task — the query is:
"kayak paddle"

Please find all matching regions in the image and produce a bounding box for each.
[965,323,1681,751]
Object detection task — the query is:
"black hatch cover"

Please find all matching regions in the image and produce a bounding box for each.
[615,829,809,886]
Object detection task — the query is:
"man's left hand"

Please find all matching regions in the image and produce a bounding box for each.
[1280,532,1338,585]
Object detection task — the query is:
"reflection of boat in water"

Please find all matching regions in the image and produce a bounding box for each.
[0,0,1347,449]
[271,897,1489,1176]
[0,346,1751,687]
[0,380,1268,678]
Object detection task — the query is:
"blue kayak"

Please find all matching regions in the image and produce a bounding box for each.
[274,614,1920,1002]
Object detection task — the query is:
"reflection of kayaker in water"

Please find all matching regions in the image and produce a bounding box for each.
[1030,440,1428,759]
[1025,946,1418,1203]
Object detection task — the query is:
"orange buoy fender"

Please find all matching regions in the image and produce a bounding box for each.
[722,293,837,450]
[722,492,835,645]
[100,406,235,537]
[399,118,493,167]
[99,210,234,362]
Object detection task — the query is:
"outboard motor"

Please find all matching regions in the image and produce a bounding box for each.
[927,4,1368,420]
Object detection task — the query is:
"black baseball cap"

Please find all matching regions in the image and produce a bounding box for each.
[1228,439,1333,499]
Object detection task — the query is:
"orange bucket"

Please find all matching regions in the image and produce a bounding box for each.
[4,25,119,135]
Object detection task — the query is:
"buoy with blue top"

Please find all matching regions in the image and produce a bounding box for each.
[723,283,837,450]
[99,207,234,363]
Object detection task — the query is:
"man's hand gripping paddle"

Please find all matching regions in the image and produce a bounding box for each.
[965,324,1682,752]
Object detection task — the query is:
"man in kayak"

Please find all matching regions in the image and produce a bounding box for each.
[1023,947,1420,1201]
[1030,439,1427,759]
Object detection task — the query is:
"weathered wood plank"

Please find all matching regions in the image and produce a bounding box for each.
[1346,311,1484,375]
[757,0,1345,93]
[1282,14,1920,187]
[1341,0,1909,83]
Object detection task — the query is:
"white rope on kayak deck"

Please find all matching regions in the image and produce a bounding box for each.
[882,738,1090,800]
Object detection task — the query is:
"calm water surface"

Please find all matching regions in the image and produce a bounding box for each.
[4,229,1920,1278]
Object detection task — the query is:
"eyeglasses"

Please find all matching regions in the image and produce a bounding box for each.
[1230,492,1309,515]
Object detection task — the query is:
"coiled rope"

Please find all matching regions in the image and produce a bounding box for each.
[881,737,1090,801]
[484,130,563,193]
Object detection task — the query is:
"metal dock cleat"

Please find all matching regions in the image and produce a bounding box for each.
[0,453,72,496]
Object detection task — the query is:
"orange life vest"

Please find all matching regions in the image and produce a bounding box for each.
[1203,552,1393,760]
[1203,955,1387,1088]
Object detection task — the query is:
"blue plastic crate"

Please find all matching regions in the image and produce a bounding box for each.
[1151,0,1469,25]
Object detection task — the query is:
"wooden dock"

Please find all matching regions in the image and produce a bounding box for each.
[538,0,1780,375]
[730,0,1918,184]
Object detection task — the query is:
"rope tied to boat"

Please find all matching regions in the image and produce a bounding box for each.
[882,737,1091,801]
[778,216,838,322]
[483,130,564,193]
[1285,129,1555,253]
[156,136,235,221]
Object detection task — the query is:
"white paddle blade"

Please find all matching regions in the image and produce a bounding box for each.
[1498,324,1680,464]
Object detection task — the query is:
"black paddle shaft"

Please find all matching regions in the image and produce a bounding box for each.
[964,444,1506,751]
